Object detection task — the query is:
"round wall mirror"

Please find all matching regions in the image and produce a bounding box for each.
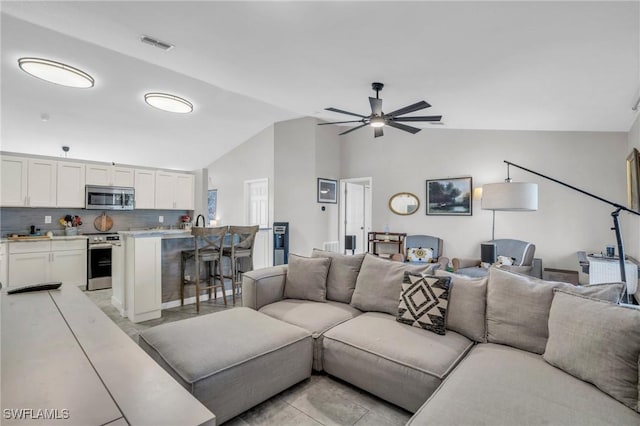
[389,192,420,215]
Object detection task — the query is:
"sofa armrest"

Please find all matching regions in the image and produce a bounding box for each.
[436,256,449,271]
[452,258,481,271]
[241,265,288,310]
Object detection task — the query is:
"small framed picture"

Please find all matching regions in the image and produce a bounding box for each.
[317,178,338,203]
[426,177,473,216]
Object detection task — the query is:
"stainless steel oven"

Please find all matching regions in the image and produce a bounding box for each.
[87,233,120,291]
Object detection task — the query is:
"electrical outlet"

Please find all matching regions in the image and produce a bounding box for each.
[159,215,164,223]
[44,216,51,224]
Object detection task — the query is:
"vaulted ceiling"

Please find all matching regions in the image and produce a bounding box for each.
[2,1,638,170]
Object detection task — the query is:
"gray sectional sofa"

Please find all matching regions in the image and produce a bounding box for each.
[242,249,640,425]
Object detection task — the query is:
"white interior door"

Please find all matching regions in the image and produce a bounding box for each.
[340,178,372,255]
[244,178,270,269]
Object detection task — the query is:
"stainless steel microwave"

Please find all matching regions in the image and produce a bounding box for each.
[85,185,135,210]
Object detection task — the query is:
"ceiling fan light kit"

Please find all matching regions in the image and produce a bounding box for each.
[319,82,442,138]
[18,57,94,88]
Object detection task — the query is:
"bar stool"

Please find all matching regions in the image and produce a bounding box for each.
[221,225,259,305]
[181,226,228,313]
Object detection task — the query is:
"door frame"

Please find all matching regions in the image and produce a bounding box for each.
[339,177,373,254]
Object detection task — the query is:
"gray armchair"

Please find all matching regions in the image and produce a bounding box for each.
[404,235,449,270]
[452,239,542,278]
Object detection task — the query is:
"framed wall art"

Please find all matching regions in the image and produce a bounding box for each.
[627,148,640,211]
[317,178,338,203]
[426,177,472,216]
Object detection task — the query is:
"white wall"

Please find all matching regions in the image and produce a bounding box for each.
[627,114,640,261]
[341,127,628,270]
[207,125,275,227]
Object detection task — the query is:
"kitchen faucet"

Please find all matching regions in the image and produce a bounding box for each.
[195,214,205,227]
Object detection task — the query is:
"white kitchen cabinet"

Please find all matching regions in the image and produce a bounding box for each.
[1,156,28,206]
[0,242,7,288]
[134,169,156,209]
[123,236,161,322]
[8,239,87,288]
[0,156,56,207]
[86,165,134,187]
[28,158,57,207]
[155,171,194,210]
[57,161,86,208]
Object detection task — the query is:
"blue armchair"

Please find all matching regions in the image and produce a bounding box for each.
[452,239,542,278]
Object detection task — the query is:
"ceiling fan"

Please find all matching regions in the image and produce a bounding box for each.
[319,82,442,138]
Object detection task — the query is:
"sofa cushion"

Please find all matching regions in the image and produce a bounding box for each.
[259,299,362,371]
[486,267,623,354]
[397,273,451,335]
[435,270,487,342]
[544,291,640,412]
[408,343,640,426]
[311,249,365,303]
[283,254,330,302]
[323,312,473,412]
[351,253,436,315]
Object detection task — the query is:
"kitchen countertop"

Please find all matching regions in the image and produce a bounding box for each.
[118,229,192,239]
[2,235,89,242]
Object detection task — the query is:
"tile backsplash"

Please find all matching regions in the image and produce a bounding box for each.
[0,208,191,236]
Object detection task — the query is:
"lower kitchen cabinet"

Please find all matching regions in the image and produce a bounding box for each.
[8,239,87,288]
[122,235,161,322]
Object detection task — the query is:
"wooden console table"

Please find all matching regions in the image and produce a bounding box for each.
[368,232,406,258]
[1,285,215,425]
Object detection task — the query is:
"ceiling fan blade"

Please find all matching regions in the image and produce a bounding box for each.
[339,123,369,136]
[369,97,383,116]
[374,127,384,138]
[392,115,442,122]
[318,119,365,126]
[386,121,421,134]
[325,107,367,118]
[386,101,431,118]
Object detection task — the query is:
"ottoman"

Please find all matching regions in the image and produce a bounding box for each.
[139,307,312,424]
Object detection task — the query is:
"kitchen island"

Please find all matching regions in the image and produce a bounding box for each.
[113,229,195,323]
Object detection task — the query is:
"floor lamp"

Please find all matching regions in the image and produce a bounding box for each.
[503,160,640,302]
[481,166,538,240]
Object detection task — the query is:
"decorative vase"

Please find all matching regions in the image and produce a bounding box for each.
[65,227,78,236]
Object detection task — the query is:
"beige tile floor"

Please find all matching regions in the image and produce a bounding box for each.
[83,288,411,426]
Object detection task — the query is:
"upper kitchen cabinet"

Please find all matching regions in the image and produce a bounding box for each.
[57,161,86,208]
[134,169,156,209]
[28,159,57,207]
[155,171,194,210]
[86,164,134,187]
[1,156,58,207]
[1,156,28,206]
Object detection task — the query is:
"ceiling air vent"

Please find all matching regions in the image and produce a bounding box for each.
[140,35,174,51]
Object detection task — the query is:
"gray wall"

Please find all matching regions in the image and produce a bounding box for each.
[274,117,341,256]
[627,115,640,261]
[340,127,629,270]
[208,124,275,227]
[206,115,630,271]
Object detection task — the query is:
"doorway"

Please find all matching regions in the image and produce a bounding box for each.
[339,177,372,254]
[244,178,270,268]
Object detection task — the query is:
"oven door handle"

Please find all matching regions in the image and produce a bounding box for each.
[89,244,114,249]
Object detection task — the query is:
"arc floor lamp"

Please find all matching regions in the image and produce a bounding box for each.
[481,163,538,240]
[497,160,640,294]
